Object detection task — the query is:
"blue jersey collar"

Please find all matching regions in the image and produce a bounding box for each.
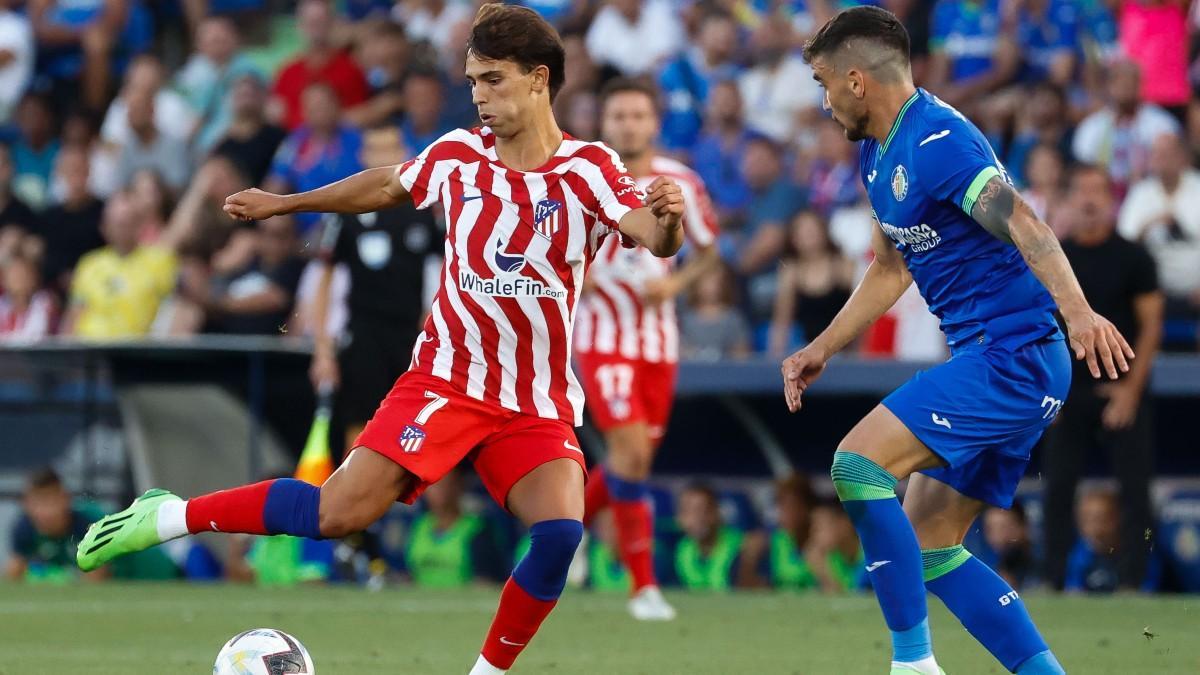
[878,89,921,159]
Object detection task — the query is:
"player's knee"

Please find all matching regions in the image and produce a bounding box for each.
[830,450,897,502]
[513,519,584,600]
[316,508,363,539]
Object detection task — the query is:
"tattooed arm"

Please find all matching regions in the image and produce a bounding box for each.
[971,175,1135,379]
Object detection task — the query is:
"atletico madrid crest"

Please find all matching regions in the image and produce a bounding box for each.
[533,199,562,239]
[399,425,426,454]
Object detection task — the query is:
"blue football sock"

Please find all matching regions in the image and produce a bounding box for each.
[512,519,584,601]
[604,469,648,503]
[262,478,322,539]
[831,451,931,662]
[923,546,1061,673]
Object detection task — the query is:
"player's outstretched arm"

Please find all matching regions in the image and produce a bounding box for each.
[618,177,685,258]
[782,226,912,412]
[970,175,1135,379]
[223,166,412,221]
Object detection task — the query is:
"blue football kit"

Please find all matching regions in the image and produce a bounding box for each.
[861,89,1072,507]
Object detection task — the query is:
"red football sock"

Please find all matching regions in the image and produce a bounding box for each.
[611,499,657,592]
[583,465,610,526]
[184,480,274,534]
[479,577,557,670]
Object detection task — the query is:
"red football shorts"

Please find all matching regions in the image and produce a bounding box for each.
[574,352,678,446]
[354,371,586,507]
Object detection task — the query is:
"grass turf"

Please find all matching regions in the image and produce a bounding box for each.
[0,583,1195,674]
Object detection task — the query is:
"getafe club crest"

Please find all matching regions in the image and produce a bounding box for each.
[891,165,908,201]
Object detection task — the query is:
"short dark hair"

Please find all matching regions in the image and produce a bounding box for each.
[598,76,659,114]
[1067,162,1113,192]
[25,467,63,492]
[682,481,719,505]
[468,3,566,101]
[802,6,910,65]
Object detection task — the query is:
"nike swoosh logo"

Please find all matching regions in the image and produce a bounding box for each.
[865,560,891,572]
[563,440,583,454]
[931,413,952,430]
[210,521,220,532]
[460,194,483,202]
[919,130,951,146]
[499,636,526,647]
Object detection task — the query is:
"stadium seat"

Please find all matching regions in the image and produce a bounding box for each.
[1155,489,1200,592]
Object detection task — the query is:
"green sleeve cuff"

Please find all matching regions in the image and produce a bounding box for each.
[961,166,1001,214]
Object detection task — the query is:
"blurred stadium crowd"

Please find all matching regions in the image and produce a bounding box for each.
[2,0,1200,595]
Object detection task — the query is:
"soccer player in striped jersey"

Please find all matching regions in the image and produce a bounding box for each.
[75,6,686,674]
[574,78,719,621]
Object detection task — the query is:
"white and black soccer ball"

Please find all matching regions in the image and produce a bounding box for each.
[213,628,315,675]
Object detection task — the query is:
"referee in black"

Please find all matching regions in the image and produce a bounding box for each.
[309,124,442,456]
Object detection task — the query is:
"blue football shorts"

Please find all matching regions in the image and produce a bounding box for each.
[881,335,1072,508]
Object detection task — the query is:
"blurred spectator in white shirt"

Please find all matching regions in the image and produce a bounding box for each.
[0,254,56,342]
[102,55,198,151]
[738,21,820,145]
[394,0,473,55]
[0,1,33,124]
[1072,59,1179,194]
[585,0,683,77]
[1117,132,1200,310]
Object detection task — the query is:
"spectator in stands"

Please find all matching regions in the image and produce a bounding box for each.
[1119,0,1189,116]
[1065,488,1161,592]
[1072,59,1180,194]
[802,498,864,594]
[5,468,107,582]
[553,33,599,140]
[399,71,453,154]
[796,120,860,217]
[769,210,854,355]
[0,143,41,238]
[926,0,1019,109]
[11,94,60,209]
[211,73,286,187]
[271,0,369,131]
[1042,165,1164,591]
[585,0,683,77]
[28,0,146,110]
[114,91,193,193]
[657,9,740,152]
[689,79,753,221]
[185,215,304,336]
[406,469,506,588]
[265,83,363,238]
[176,16,259,153]
[673,482,755,591]
[0,1,33,125]
[344,19,410,129]
[679,261,751,361]
[1005,83,1073,189]
[394,0,474,55]
[981,503,1035,590]
[586,509,632,592]
[1117,132,1200,341]
[128,169,173,245]
[0,254,57,341]
[735,135,805,318]
[1013,0,1080,87]
[737,20,820,145]
[102,54,198,153]
[1021,143,1066,230]
[38,144,105,293]
[227,531,334,587]
[63,190,178,338]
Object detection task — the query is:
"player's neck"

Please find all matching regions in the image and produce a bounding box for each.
[868,84,919,144]
[494,108,564,172]
[623,150,655,177]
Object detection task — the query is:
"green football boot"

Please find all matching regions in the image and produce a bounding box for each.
[76,489,180,572]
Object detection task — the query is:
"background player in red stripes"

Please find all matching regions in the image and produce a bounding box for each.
[575,78,720,621]
[76,5,687,674]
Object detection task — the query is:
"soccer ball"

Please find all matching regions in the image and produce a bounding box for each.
[213,628,315,675]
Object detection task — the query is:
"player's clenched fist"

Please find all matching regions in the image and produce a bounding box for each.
[781,345,829,413]
[645,176,684,228]
[224,188,286,221]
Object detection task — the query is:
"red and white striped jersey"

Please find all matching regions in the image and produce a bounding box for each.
[574,155,718,363]
[398,127,647,425]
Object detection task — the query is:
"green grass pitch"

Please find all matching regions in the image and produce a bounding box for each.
[1,583,1196,673]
